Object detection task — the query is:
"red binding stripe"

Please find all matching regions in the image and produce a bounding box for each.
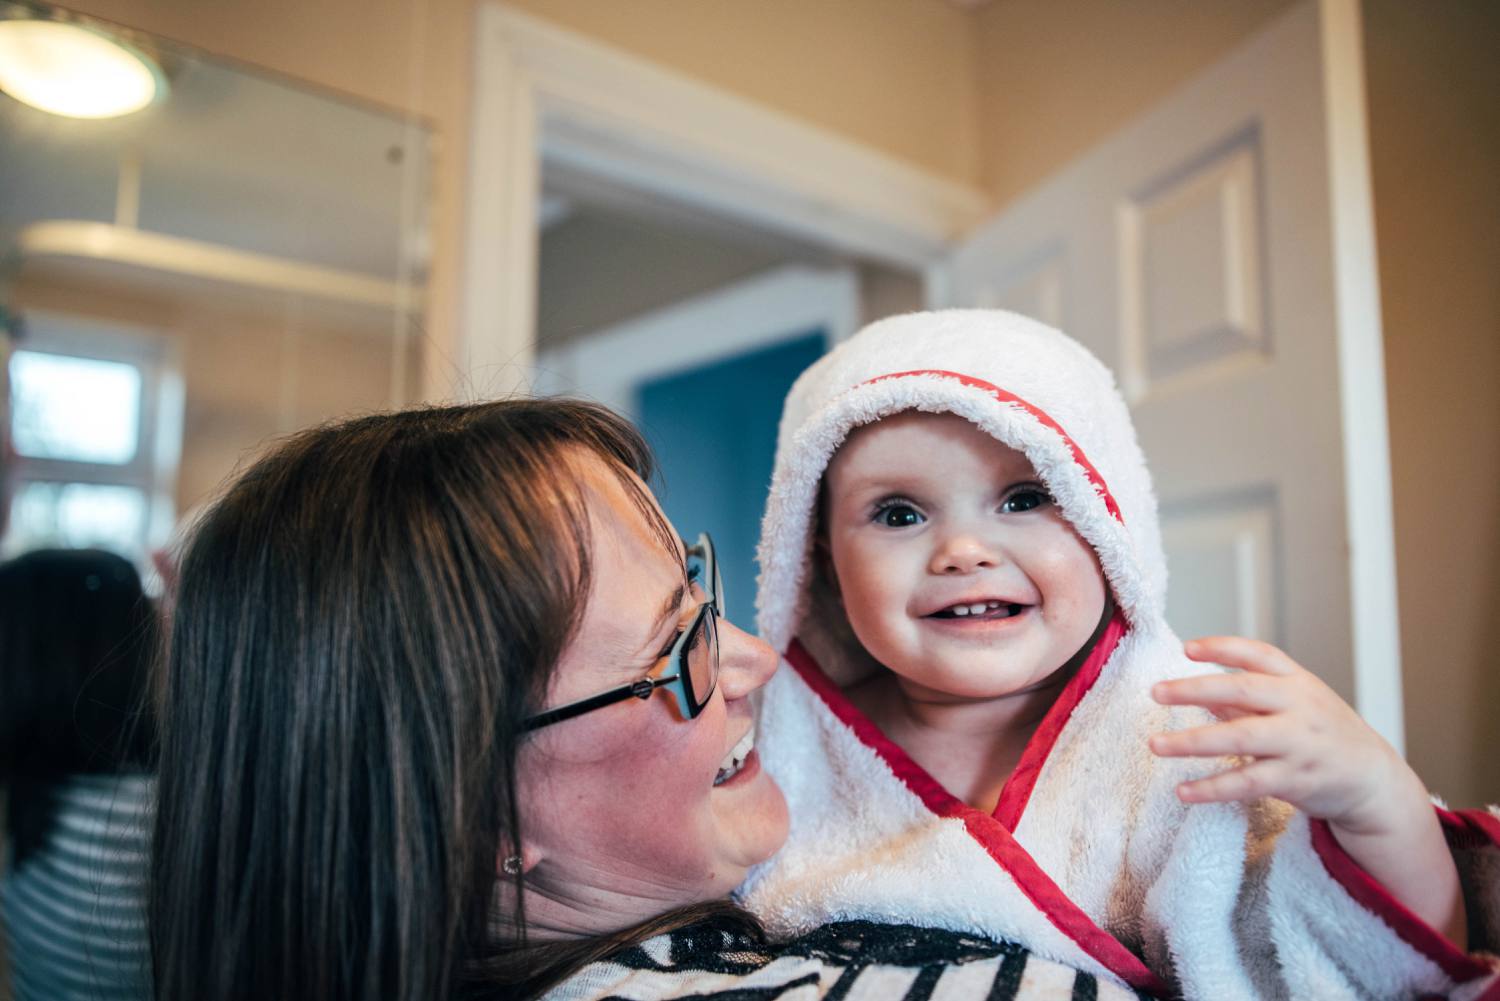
[785,640,1169,996]
[1310,818,1490,983]
[1437,806,1500,852]
[993,612,1127,830]
[850,368,1132,827]
[858,370,1124,524]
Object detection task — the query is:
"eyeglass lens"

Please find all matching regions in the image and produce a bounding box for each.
[689,546,721,612]
[680,608,718,713]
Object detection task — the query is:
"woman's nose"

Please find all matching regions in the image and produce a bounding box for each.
[716,616,779,700]
[929,533,1000,575]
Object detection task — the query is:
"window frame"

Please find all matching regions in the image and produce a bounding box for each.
[4,309,183,565]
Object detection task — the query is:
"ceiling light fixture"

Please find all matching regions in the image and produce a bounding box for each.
[0,18,165,119]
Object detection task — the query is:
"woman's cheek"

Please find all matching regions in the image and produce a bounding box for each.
[622,694,725,792]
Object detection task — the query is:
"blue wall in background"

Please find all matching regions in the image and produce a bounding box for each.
[637,331,825,633]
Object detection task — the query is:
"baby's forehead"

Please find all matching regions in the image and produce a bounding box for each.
[825,409,1038,485]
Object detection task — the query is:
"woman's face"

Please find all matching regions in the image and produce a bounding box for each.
[514,454,788,936]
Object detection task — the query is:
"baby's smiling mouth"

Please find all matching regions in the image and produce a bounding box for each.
[927,599,1029,620]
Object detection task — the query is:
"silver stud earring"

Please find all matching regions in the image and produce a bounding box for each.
[502,854,524,876]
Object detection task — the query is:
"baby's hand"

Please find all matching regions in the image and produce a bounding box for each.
[1148,635,1466,949]
[1147,636,1421,838]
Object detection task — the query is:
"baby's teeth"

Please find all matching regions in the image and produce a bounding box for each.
[953,606,970,617]
[968,603,988,615]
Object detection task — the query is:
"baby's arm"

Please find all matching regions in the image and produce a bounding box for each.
[1147,635,1466,949]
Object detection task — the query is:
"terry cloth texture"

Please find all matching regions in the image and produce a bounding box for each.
[541,916,1159,1000]
[739,310,1500,1000]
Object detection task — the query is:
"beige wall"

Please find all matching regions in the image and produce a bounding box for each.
[1364,0,1500,806]
[975,0,1297,209]
[503,0,982,187]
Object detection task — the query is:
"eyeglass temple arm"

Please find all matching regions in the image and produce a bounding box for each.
[522,674,680,731]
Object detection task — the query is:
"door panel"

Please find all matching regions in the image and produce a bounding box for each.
[1159,488,1280,646]
[978,248,1066,330]
[1119,129,1266,398]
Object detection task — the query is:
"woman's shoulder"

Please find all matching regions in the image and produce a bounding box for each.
[543,918,1154,1000]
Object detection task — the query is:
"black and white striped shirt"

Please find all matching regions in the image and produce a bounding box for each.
[1,773,152,1001]
[544,918,1156,1000]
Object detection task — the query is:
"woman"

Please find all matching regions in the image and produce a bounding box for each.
[1,549,156,1000]
[150,399,1154,1000]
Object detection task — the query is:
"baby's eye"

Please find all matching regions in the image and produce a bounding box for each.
[873,501,924,528]
[1000,486,1051,514]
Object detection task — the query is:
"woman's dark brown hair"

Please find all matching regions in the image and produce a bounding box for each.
[149,399,731,1001]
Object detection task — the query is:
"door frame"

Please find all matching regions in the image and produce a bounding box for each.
[1313,0,1404,749]
[536,264,859,420]
[461,3,985,392]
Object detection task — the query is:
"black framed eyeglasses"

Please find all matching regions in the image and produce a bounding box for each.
[523,533,724,732]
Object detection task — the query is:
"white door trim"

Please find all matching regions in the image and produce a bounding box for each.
[536,264,859,418]
[461,3,986,397]
[1318,0,1403,749]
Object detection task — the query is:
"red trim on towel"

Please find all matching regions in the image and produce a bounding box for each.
[1309,817,1490,983]
[993,611,1127,830]
[854,370,1131,823]
[858,370,1125,524]
[1438,807,1500,995]
[1437,806,1500,852]
[785,640,1169,996]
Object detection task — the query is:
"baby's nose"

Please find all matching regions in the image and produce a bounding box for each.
[930,535,1000,575]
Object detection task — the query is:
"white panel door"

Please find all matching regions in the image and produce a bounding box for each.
[940,1,1401,745]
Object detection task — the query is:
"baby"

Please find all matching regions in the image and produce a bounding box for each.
[739,310,1500,999]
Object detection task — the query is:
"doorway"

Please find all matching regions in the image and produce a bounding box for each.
[638,332,825,628]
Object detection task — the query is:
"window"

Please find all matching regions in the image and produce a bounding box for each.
[12,352,143,464]
[2,311,182,571]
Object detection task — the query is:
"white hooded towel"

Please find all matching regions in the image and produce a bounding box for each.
[739,310,1500,1000]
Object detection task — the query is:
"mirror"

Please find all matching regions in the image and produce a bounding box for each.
[0,1,432,572]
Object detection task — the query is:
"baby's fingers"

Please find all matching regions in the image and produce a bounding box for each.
[1184,635,1301,676]
[1175,759,1296,805]
[1152,672,1289,714]
[1150,715,1289,759]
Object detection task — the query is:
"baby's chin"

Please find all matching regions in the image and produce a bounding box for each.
[880,660,1074,704]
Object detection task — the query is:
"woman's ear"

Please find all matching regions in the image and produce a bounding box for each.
[499,841,543,878]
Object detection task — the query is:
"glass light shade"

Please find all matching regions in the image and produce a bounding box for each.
[0,19,163,119]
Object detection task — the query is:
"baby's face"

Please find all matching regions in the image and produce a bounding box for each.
[823,411,1107,703]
